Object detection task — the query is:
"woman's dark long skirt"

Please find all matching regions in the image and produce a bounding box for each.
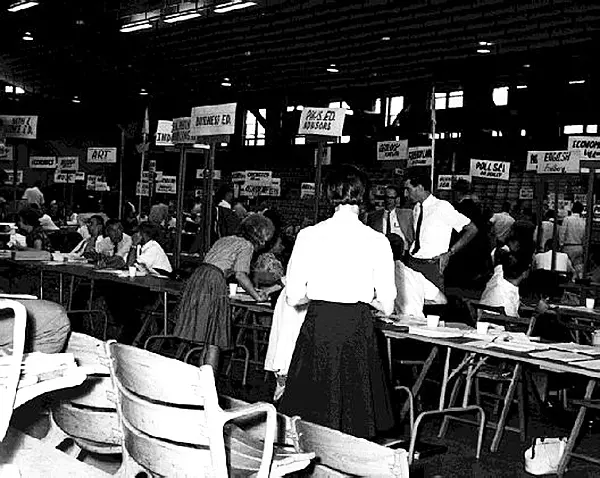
[279,301,395,439]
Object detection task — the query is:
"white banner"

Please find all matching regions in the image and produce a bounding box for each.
[74,171,86,182]
[298,107,346,137]
[172,117,193,144]
[301,182,316,199]
[536,150,580,174]
[470,159,510,181]
[155,175,177,194]
[407,146,433,167]
[0,115,38,139]
[155,120,174,146]
[0,145,14,162]
[377,140,409,161]
[3,170,23,184]
[190,103,237,137]
[30,156,57,169]
[87,147,117,164]
[57,156,79,172]
[196,169,222,180]
[568,136,600,160]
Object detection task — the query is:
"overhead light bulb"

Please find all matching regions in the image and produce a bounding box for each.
[476,48,491,54]
[22,31,33,41]
[221,78,232,87]
[164,10,202,23]
[8,1,38,12]
[139,88,149,96]
[327,64,339,73]
[381,36,391,41]
[72,96,81,104]
[214,1,257,14]
[516,85,527,89]
[569,79,585,85]
[120,20,152,33]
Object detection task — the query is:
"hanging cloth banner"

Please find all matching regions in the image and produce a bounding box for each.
[190,103,237,137]
[377,140,408,161]
[172,117,193,144]
[407,146,433,167]
[470,159,510,181]
[297,107,346,137]
[0,115,38,139]
[155,120,174,146]
[568,136,600,160]
[87,147,117,164]
[536,150,580,174]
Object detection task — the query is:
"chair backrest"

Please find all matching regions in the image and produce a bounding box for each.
[292,418,409,477]
[0,299,27,441]
[106,341,228,477]
[470,302,536,336]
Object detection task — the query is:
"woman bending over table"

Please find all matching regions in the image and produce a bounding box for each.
[279,164,397,439]
[174,214,274,370]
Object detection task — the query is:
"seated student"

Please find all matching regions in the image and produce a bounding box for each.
[534,239,575,279]
[96,219,132,268]
[0,298,70,354]
[70,214,104,259]
[17,208,53,252]
[127,223,172,276]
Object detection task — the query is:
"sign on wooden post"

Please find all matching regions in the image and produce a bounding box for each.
[87,147,117,164]
[407,146,433,167]
[155,120,174,146]
[470,159,510,181]
[190,103,237,138]
[297,108,346,137]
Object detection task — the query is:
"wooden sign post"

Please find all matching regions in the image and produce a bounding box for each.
[297,107,346,223]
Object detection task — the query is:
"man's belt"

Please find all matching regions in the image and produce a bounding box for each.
[406,255,445,292]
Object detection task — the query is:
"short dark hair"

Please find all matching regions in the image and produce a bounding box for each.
[18,207,41,227]
[385,185,399,196]
[105,219,123,231]
[544,209,555,221]
[573,201,584,214]
[325,164,369,206]
[216,184,234,202]
[90,215,105,227]
[138,222,162,241]
[405,168,432,192]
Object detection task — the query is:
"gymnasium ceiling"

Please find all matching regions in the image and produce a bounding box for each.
[1,0,600,111]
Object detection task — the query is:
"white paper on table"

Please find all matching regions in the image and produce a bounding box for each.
[529,350,590,363]
[408,326,464,339]
[549,343,600,356]
[572,359,600,370]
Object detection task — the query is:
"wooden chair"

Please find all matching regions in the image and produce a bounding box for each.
[291,417,409,477]
[0,299,27,441]
[439,302,536,452]
[106,341,313,477]
[42,332,120,458]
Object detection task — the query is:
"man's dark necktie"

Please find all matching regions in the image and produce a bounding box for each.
[385,210,392,235]
[413,203,423,254]
[113,241,119,257]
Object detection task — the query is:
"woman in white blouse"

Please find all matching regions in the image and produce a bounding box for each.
[279,165,397,439]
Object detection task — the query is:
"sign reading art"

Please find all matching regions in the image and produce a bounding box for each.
[568,136,600,160]
[298,107,346,137]
[377,140,408,161]
[29,156,57,169]
[57,156,79,172]
[536,150,580,174]
[155,120,174,146]
[0,115,38,139]
[0,145,14,162]
[155,175,177,194]
[470,159,510,181]
[172,117,193,144]
[301,182,316,199]
[407,146,433,167]
[87,147,117,164]
[190,103,237,137]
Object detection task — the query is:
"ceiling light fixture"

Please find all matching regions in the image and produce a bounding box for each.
[15,87,25,94]
[327,64,339,73]
[214,1,257,14]
[221,78,232,87]
[476,48,491,54]
[381,36,391,41]
[516,85,527,89]
[139,88,149,96]
[164,10,202,23]
[478,41,493,46]
[523,64,531,68]
[7,1,38,12]
[569,79,585,85]
[120,20,153,33]
[72,96,81,104]
[22,31,33,41]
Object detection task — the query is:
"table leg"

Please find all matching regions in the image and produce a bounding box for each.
[68,276,75,311]
[163,292,168,335]
[387,337,393,380]
[39,270,43,300]
[557,378,597,476]
[439,347,451,410]
[87,279,95,310]
[400,346,438,419]
[59,273,63,306]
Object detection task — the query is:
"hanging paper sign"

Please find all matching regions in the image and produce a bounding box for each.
[155,175,177,194]
[172,117,193,144]
[0,145,14,162]
[301,182,316,199]
[270,178,281,197]
[149,160,156,172]
[407,146,433,167]
[314,146,332,166]
[298,107,346,137]
[136,181,150,197]
[568,136,600,160]
[526,151,542,172]
[196,169,222,180]
[0,115,38,139]
[437,175,453,191]
[231,171,247,183]
[87,147,117,164]
[57,156,79,172]
[54,171,69,184]
[191,103,237,137]
[245,170,273,186]
[3,170,23,184]
[155,120,174,146]
[470,159,510,181]
[30,156,57,169]
[377,140,409,161]
[536,150,580,174]
[86,175,99,190]
[519,186,534,200]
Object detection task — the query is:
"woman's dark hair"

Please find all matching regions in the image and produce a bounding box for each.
[138,222,162,241]
[18,208,41,227]
[325,164,369,206]
[404,168,432,192]
[239,214,275,249]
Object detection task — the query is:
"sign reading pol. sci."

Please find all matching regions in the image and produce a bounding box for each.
[155,120,174,146]
[190,103,237,138]
[536,150,580,174]
[298,107,346,137]
[407,146,433,167]
[470,159,510,181]
[87,147,117,164]
[0,115,38,139]
[377,141,408,161]
[172,117,193,144]
[30,156,57,169]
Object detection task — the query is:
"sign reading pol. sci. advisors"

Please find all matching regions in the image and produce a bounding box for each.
[298,107,346,137]
[470,159,510,181]
[190,103,237,137]
[87,147,117,164]
[377,141,408,161]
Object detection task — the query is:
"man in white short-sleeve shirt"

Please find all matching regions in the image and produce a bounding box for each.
[402,170,478,309]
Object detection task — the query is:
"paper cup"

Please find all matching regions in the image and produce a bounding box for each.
[229,283,238,297]
[128,266,137,278]
[477,322,490,334]
[426,315,440,328]
[586,298,595,309]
